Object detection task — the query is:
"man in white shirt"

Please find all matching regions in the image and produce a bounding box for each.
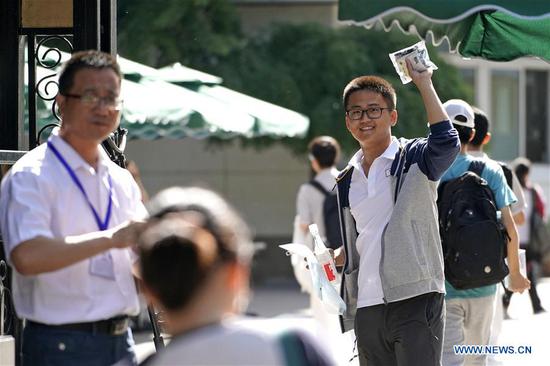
[335,61,460,365]
[0,50,146,366]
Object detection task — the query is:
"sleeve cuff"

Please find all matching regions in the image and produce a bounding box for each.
[429,120,453,134]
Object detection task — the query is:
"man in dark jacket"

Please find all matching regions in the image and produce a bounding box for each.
[336,60,459,366]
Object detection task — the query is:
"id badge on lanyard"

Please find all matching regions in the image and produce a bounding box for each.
[48,141,116,280]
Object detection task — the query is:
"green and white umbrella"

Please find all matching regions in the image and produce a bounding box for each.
[120,77,256,140]
[158,63,309,139]
[338,1,550,61]
[27,54,309,140]
[28,62,255,140]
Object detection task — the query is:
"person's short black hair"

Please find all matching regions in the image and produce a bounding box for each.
[139,187,252,311]
[471,107,490,147]
[58,50,121,95]
[513,157,531,188]
[455,125,473,145]
[343,75,397,111]
[308,136,340,168]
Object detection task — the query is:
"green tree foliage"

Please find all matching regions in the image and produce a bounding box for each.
[208,24,473,153]
[118,0,242,68]
[117,1,473,154]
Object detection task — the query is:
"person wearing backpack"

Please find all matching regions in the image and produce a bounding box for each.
[467,107,526,225]
[291,136,341,332]
[466,107,528,355]
[295,136,341,250]
[440,100,531,366]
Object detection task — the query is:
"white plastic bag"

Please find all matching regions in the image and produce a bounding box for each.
[389,40,438,84]
[280,243,346,315]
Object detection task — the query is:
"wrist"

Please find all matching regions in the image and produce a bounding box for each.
[416,80,434,94]
[102,228,116,249]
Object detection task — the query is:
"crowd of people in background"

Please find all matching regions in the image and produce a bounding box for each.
[0,49,549,366]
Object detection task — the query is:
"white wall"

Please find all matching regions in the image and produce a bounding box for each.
[125,138,309,238]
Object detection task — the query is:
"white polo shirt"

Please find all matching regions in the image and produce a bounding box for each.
[0,129,145,324]
[348,138,399,308]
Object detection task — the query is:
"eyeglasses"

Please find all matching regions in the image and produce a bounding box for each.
[62,92,123,111]
[346,107,393,121]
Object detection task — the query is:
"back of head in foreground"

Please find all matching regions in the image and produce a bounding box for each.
[138,186,254,336]
[139,187,335,366]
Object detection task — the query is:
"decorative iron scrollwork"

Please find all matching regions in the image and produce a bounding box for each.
[0,259,15,335]
[26,35,72,146]
[35,36,73,122]
[35,36,73,69]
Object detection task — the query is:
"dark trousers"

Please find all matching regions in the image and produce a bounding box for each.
[22,322,137,366]
[355,292,445,366]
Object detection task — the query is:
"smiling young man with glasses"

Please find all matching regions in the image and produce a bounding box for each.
[334,61,460,366]
[0,50,147,365]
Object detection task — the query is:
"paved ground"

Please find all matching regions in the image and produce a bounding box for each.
[134,279,550,365]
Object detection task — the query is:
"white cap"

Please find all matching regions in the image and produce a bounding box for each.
[443,99,475,128]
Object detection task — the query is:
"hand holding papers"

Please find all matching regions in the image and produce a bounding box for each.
[389,40,438,84]
[280,225,346,315]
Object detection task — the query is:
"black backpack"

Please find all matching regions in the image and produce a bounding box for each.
[308,180,341,250]
[498,162,514,189]
[437,160,509,290]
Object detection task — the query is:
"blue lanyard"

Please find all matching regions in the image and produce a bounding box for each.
[47,141,113,231]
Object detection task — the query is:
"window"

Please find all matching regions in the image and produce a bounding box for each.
[525,70,549,163]
[490,70,519,161]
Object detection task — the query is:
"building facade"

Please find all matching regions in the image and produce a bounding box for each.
[231,0,339,34]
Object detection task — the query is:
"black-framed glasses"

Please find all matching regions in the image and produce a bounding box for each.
[346,107,393,121]
[62,92,123,111]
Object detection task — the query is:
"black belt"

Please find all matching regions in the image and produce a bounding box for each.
[27,315,129,336]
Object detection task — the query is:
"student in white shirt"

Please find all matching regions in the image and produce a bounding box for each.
[0,50,146,366]
[335,61,460,366]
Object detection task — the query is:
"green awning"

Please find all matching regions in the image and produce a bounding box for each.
[338,1,550,61]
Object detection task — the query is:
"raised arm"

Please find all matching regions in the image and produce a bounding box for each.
[406,59,448,125]
[404,59,459,180]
